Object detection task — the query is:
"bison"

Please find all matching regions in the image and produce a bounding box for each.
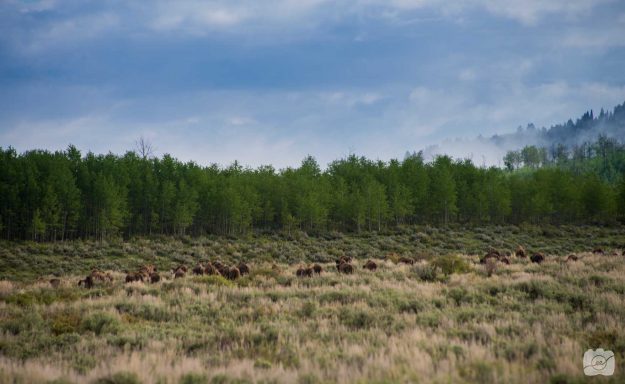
[398,256,415,265]
[225,267,241,280]
[530,253,545,264]
[237,262,250,276]
[78,275,94,289]
[296,266,313,278]
[312,264,323,275]
[150,272,161,283]
[49,278,61,288]
[125,272,144,283]
[335,256,352,265]
[363,260,377,271]
[174,269,186,279]
[174,264,188,273]
[337,262,354,274]
[204,262,221,276]
[566,254,579,262]
[515,245,526,258]
[192,263,205,275]
[592,248,604,255]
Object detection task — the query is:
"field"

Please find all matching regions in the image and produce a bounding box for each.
[1,225,624,383]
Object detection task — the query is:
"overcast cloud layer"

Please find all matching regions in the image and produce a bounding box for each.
[1,0,624,167]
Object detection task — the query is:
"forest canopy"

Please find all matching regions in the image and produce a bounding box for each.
[2,135,625,241]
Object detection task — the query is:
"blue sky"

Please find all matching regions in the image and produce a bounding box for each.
[1,0,625,167]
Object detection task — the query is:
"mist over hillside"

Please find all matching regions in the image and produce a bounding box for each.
[422,101,625,166]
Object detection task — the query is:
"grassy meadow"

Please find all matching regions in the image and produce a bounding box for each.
[1,225,625,383]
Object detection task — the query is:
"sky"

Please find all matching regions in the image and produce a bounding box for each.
[1,0,625,168]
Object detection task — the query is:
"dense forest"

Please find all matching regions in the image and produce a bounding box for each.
[2,133,625,241]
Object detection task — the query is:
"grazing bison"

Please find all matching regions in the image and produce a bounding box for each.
[225,267,241,280]
[499,256,510,265]
[90,269,113,283]
[174,264,188,273]
[530,253,545,264]
[335,256,352,265]
[237,262,250,276]
[515,245,526,258]
[192,263,205,275]
[296,266,313,277]
[174,269,186,279]
[125,272,144,283]
[78,275,94,289]
[139,264,157,274]
[312,264,323,275]
[363,260,377,271]
[150,272,161,283]
[566,254,579,262]
[204,262,220,276]
[592,248,604,255]
[49,278,61,288]
[212,261,228,276]
[337,262,354,274]
[398,256,415,265]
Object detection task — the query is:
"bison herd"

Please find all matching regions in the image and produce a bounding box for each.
[53,245,621,289]
[294,257,381,278]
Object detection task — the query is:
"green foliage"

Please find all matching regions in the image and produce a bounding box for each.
[431,255,471,275]
[179,373,209,384]
[80,312,120,336]
[2,133,624,242]
[92,372,141,384]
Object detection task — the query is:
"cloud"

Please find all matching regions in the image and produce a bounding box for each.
[2,0,617,54]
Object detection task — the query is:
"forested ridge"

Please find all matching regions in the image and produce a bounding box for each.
[3,102,625,241]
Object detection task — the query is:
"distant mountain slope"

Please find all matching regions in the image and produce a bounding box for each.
[423,101,625,166]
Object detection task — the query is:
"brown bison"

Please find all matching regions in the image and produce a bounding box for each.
[125,272,144,283]
[174,264,188,273]
[150,272,161,283]
[592,248,604,255]
[515,245,526,258]
[363,260,377,271]
[296,266,313,278]
[174,269,186,279]
[499,256,510,265]
[237,262,250,276]
[139,264,157,274]
[337,262,354,274]
[212,261,228,276]
[78,275,94,289]
[312,264,323,275]
[530,253,545,264]
[225,267,241,280]
[192,263,205,275]
[204,262,220,276]
[398,256,415,265]
[49,278,61,288]
[90,269,113,283]
[566,254,579,262]
[335,256,352,265]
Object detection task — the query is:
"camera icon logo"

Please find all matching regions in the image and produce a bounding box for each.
[583,348,615,376]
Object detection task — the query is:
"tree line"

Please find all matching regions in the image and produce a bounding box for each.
[1,140,624,241]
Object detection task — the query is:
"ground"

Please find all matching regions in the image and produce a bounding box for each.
[0,225,624,383]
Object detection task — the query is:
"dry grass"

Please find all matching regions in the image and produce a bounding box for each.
[0,242,624,383]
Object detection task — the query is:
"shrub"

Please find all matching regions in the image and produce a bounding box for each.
[412,263,440,282]
[80,312,120,335]
[180,373,209,384]
[50,311,81,335]
[339,307,375,330]
[431,255,471,275]
[91,372,141,384]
